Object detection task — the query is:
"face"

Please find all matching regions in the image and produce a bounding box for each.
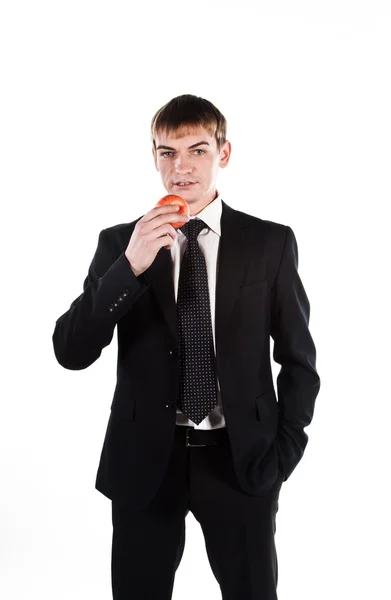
[152,125,231,215]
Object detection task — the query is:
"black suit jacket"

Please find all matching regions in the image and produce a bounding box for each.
[52,200,320,510]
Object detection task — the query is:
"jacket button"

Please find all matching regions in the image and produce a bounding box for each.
[169,348,178,356]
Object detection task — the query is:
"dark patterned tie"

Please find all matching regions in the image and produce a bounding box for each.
[176,218,218,425]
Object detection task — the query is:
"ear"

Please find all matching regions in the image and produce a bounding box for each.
[219,140,231,169]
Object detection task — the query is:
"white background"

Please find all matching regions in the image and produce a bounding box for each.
[1,1,390,599]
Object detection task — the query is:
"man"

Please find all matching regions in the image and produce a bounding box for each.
[52,94,320,600]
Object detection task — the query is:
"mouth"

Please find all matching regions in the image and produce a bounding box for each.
[174,182,197,190]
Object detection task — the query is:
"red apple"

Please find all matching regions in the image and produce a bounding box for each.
[155,194,190,229]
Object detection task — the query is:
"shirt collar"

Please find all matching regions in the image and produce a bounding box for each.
[187,192,222,237]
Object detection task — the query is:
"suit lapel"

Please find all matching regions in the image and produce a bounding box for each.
[145,200,253,352]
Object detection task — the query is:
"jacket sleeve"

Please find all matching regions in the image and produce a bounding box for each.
[52,228,150,370]
[270,225,320,481]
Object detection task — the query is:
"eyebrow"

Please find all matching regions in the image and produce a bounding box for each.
[156,141,210,151]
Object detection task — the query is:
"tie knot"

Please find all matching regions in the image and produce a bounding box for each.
[180,218,208,241]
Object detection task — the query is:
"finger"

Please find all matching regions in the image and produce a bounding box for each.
[159,233,174,251]
[147,212,188,232]
[143,204,180,223]
[145,223,176,246]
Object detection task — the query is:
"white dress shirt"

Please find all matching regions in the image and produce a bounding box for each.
[171,192,226,430]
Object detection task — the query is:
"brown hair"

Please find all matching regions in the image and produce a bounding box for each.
[151,94,227,152]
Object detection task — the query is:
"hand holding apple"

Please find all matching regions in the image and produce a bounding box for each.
[125,196,190,277]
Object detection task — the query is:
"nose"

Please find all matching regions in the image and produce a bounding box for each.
[174,156,193,174]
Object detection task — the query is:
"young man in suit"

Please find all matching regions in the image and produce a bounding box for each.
[52,94,320,599]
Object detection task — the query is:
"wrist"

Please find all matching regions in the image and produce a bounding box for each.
[125,255,142,277]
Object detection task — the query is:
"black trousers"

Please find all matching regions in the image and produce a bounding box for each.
[111,425,284,600]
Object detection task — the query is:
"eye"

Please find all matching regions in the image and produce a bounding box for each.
[159,149,206,157]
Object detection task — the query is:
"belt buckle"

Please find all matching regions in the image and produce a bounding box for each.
[186,427,206,447]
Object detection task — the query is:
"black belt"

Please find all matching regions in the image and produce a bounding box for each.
[175,425,229,447]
